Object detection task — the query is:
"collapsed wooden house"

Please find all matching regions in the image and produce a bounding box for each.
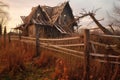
[15,1,77,38]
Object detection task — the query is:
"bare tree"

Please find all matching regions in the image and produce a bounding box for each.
[107,0,120,28]
[0,1,8,36]
[79,9,113,35]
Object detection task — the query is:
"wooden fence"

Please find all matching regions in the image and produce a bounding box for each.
[7,29,120,80]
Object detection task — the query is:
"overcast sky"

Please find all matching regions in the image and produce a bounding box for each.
[3,0,118,30]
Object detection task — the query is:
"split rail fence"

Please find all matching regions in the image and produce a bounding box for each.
[7,29,120,80]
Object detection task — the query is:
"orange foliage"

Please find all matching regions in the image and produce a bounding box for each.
[0,35,120,80]
[0,38,35,75]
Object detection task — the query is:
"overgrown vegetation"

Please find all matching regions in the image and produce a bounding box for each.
[0,35,120,80]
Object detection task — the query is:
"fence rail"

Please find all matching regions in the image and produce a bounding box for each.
[40,36,80,41]
[10,37,120,59]
[9,30,120,63]
[90,41,116,48]
[8,29,120,80]
[91,33,120,38]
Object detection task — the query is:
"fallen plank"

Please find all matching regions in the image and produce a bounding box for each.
[40,43,84,47]
[40,45,84,59]
[40,42,84,55]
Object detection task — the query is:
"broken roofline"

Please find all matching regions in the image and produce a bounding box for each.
[21,1,72,25]
[17,1,76,34]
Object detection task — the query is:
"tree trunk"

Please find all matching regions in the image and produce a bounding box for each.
[89,13,113,35]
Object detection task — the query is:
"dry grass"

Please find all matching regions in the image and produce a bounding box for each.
[0,34,120,80]
[0,37,36,79]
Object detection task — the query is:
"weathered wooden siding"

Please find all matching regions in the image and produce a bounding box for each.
[33,6,49,22]
[44,26,62,38]
[28,25,46,37]
[58,2,75,32]
[39,26,45,38]
[28,24,36,37]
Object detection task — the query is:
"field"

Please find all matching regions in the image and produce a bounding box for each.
[1,0,120,80]
[0,34,120,80]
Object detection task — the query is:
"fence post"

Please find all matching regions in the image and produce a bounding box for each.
[83,29,90,80]
[8,32,11,43]
[35,24,40,57]
[19,30,21,40]
[4,26,6,47]
[104,46,111,79]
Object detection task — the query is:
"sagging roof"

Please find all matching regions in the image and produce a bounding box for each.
[14,24,25,30]
[22,1,70,25]
[18,1,76,34]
